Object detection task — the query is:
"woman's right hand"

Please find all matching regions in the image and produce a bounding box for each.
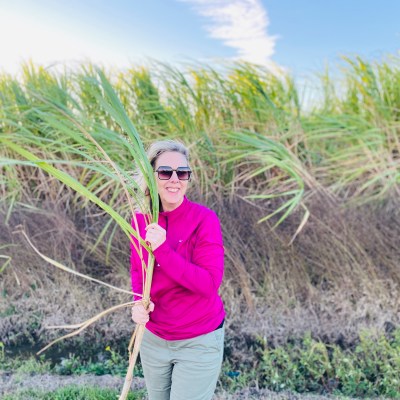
[131,301,155,325]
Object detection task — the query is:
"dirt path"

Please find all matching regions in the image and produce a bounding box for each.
[0,371,361,399]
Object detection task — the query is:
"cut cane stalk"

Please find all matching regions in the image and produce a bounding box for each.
[37,301,134,355]
[17,229,140,297]
[119,254,155,400]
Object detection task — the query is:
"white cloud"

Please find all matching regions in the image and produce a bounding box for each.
[181,0,278,67]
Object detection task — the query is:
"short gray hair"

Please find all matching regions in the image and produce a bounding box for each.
[147,140,190,168]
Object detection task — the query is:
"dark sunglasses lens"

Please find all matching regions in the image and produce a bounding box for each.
[158,169,173,180]
[176,170,190,180]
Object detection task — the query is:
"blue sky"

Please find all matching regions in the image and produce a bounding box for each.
[0,0,399,77]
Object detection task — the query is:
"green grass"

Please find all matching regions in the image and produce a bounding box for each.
[1,386,146,400]
[0,349,142,378]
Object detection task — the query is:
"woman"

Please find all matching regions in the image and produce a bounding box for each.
[130,140,225,400]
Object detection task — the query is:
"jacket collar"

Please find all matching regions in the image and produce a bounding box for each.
[159,196,189,219]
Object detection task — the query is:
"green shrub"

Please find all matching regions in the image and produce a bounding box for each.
[53,347,143,377]
[256,330,400,397]
[0,354,51,374]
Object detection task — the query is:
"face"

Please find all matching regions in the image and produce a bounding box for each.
[154,151,190,212]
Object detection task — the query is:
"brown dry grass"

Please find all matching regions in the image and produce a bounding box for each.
[1,185,399,363]
[0,203,132,348]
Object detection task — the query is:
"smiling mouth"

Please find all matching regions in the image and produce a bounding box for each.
[166,188,179,193]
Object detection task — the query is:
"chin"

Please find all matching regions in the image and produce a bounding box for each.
[163,197,183,210]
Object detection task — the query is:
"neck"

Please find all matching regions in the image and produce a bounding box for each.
[161,197,184,212]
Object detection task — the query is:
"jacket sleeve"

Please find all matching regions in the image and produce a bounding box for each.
[152,210,224,298]
[130,215,145,301]
[130,252,143,301]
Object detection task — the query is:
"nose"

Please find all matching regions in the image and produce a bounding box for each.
[169,171,179,182]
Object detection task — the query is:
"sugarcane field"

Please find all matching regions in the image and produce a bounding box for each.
[1,55,399,400]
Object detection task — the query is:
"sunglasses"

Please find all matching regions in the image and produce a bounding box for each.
[155,166,192,180]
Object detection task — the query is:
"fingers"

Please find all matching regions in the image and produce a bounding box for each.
[145,223,166,251]
[131,303,149,325]
[148,301,155,312]
[131,301,155,325]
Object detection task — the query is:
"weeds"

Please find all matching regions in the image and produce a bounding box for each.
[1,386,146,400]
[53,347,143,377]
[252,330,400,397]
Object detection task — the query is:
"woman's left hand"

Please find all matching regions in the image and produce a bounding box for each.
[145,223,166,251]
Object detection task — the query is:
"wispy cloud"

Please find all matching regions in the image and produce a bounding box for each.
[181,0,278,67]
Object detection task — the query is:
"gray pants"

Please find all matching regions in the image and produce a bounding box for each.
[140,327,224,400]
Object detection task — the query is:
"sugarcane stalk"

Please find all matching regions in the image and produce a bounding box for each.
[119,253,155,400]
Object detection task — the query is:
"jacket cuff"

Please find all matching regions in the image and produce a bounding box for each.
[152,240,170,258]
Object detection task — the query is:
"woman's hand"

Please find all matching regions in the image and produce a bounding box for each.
[145,223,166,251]
[131,301,155,325]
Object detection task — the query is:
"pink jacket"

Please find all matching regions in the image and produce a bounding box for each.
[130,196,225,340]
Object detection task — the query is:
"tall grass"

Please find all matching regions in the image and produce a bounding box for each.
[2,57,398,216]
[307,56,400,201]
